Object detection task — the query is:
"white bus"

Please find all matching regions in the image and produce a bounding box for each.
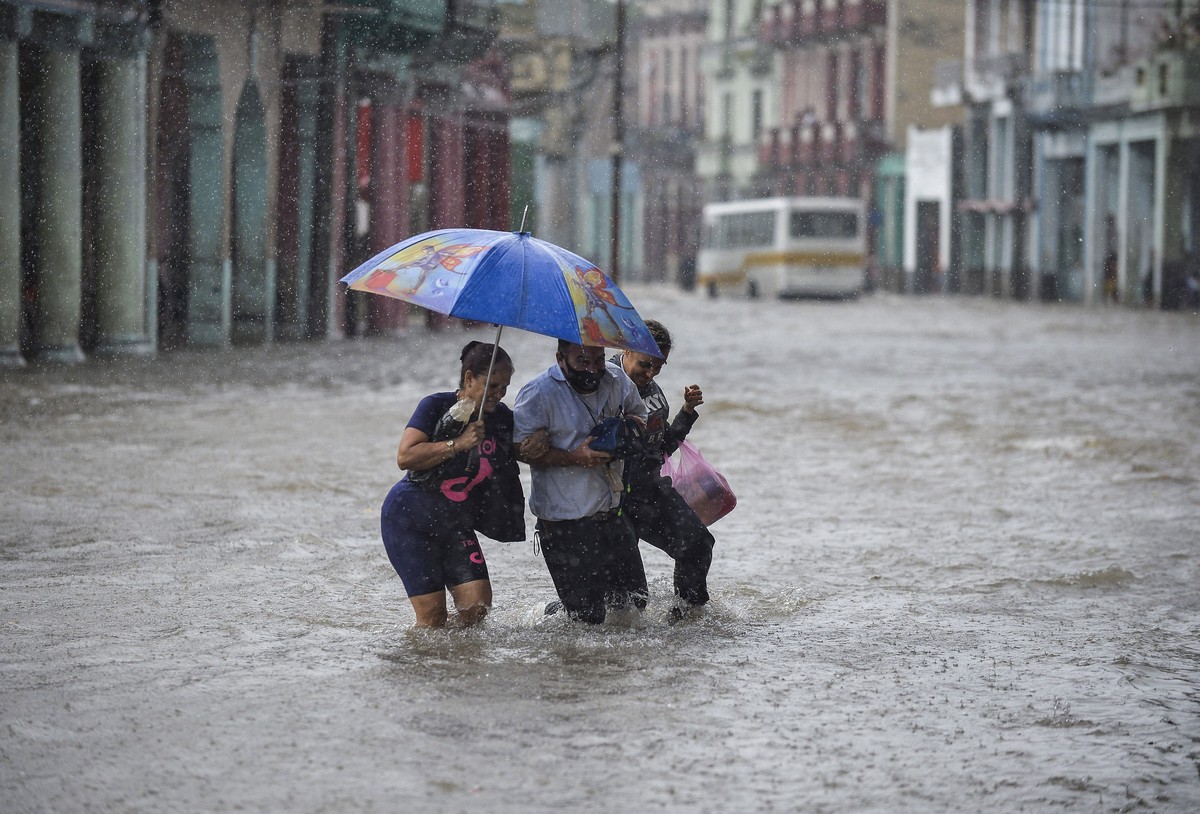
[697,197,867,299]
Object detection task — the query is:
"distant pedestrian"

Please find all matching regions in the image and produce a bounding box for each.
[1103,252,1119,304]
[380,341,546,628]
[1102,216,1119,304]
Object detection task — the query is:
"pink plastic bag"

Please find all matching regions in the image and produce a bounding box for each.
[660,440,737,526]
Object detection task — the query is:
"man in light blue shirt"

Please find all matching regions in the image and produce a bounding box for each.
[514,340,649,623]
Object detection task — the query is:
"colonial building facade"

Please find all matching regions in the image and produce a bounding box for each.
[629,0,707,286]
[944,0,1198,308]
[1,0,510,367]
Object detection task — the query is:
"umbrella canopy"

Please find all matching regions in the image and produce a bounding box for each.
[339,228,663,358]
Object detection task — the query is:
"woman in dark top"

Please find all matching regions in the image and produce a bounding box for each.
[382,341,546,628]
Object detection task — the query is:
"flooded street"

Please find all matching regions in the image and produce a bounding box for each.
[2,288,1198,812]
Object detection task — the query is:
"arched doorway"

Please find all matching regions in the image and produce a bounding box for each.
[155,34,224,348]
[230,79,269,344]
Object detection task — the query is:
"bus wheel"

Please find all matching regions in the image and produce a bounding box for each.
[707,281,718,299]
[747,280,759,299]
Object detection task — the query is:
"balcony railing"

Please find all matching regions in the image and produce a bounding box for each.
[758,3,779,44]
[755,119,879,167]
[1026,70,1089,126]
[818,121,842,163]
[758,128,779,166]
[972,52,1028,83]
[778,128,793,168]
[819,0,842,34]
[755,126,796,170]
[845,0,887,30]
[762,2,811,46]
[1092,65,1133,108]
[839,120,858,163]
[778,2,795,45]
[798,0,817,40]
[760,0,885,47]
[863,0,885,27]
[795,122,817,165]
[843,0,863,29]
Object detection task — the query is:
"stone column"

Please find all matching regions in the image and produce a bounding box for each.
[367,98,406,333]
[92,55,150,355]
[430,112,466,230]
[489,124,510,230]
[0,39,23,366]
[31,43,84,362]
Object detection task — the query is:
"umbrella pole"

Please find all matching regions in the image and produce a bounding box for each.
[476,324,504,422]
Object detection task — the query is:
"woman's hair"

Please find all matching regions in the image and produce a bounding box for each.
[643,319,672,357]
[459,341,512,387]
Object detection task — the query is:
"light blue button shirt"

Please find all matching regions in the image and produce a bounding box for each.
[514,361,648,522]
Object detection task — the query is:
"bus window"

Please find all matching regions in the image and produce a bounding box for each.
[790,211,858,239]
[726,211,775,248]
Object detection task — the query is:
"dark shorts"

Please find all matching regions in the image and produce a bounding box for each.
[536,511,647,624]
[381,487,488,597]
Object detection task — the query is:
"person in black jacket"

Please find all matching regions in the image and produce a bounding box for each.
[613,320,715,613]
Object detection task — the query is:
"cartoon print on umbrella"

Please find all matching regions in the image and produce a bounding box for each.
[365,237,486,299]
[567,264,639,346]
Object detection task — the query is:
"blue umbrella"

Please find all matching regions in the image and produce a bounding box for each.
[341,227,661,357]
[340,227,663,418]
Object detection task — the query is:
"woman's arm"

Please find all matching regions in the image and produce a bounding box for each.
[515,428,550,464]
[396,422,484,471]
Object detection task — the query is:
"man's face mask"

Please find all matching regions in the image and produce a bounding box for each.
[563,363,603,393]
[560,350,604,393]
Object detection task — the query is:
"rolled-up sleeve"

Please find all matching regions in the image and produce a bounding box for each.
[513,380,543,444]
